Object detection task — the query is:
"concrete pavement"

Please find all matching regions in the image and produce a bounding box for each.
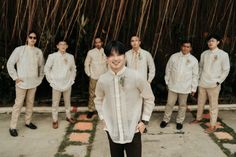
[90,112,228,157]
[1,111,236,157]
[0,113,69,157]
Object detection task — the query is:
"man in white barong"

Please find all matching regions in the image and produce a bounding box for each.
[160,40,198,130]
[95,41,155,157]
[125,36,155,83]
[7,31,44,137]
[192,34,230,133]
[84,37,107,118]
[44,39,76,129]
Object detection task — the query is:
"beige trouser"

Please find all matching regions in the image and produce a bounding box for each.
[196,86,221,126]
[10,86,37,129]
[88,78,97,112]
[52,87,72,122]
[163,90,188,124]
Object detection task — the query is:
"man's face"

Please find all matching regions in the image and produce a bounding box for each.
[130,36,141,49]
[207,38,219,50]
[94,38,103,49]
[107,51,125,72]
[57,41,68,52]
[181,43,192,55]
[27,33,37,46]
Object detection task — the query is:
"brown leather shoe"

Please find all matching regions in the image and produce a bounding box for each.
[66,117,76,124]
[204,126,216,133]
[52,121,58,129]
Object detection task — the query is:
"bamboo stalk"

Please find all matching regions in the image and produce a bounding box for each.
[92,0,108,47]
[153,0,170,58]
[38,0,52,46]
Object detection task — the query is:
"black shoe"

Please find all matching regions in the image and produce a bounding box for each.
[176,123,183,130]
[87,112,94,119]
[9,129,18,137]
[160,121,168,128]
[25,123,37,129]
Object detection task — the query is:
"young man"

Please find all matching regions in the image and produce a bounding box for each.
[192,34,230,133]
[160,40,199,130]
[94,41,155,157]
[7,31,44,137]
[44,39,76,129]
[125,36,155,83]
[84,37,107,118]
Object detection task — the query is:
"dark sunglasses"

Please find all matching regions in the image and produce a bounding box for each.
[29,36,37,39]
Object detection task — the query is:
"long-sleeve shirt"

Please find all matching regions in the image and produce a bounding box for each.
[84,48,107,80]
[44,52,76,92]
[94,66,155,144]
[125,48,155,83]
[7,45,44,89]
[199,48,230,88]
[165,52,199,94]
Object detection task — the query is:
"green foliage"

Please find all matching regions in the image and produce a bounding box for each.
[192,111,236,157]
[56,112,98,157]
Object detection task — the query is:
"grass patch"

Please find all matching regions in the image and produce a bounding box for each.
[191,111,236,157]
[55,112,99,157]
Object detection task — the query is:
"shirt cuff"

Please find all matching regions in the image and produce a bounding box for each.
[147,79,152,83]
[86,72,91,77]
[12,76,18,81]
[141,120,149,125]
[142,115,150,121]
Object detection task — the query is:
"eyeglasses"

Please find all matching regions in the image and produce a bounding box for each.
[29,36,37,40]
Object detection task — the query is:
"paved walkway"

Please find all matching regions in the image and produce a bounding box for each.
[0,113,69,157]
[1,111,236,157]
[91,112,227,157]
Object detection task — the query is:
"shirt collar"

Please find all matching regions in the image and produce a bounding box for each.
[179,51,190,57]
[95,48,104,52]
[132,48,141,55]
[210,47,219,53]
[109,66,126,76]
[25,45,35,49]
[57,51,67,56]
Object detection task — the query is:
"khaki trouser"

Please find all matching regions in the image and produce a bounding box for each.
[52,87,72,122]
[196,86,221,126]
[163,90,188,124]
[88,78,97,112]
[10,86,37,129]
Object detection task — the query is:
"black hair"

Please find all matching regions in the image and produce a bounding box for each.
[180,39,192,46]
[55,37,68,45]
[27,31,37,37]
[206,34,221,41]
[94,36,103,42]
[130,35,141,41]
[104,40,126,57]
